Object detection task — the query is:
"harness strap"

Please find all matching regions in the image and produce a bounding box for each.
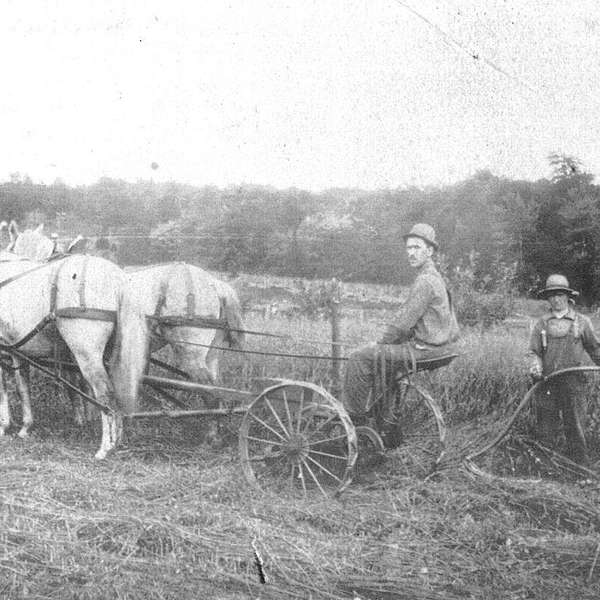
[146,314,227,329]
[55,307,117,322]
[78,255,89,308]
[152,262,205,326]
[0,257,68,291]
[182,264,196,318]
[153,262,180,320]
[0,314,56,350]
[0,255,116,354]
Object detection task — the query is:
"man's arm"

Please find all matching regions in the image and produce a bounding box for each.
[378,277,433,344]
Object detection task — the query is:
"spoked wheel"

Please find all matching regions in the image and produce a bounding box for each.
[239,381,357,498]
[390,380,446,476]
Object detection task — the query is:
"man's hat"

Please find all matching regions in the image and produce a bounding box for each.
[538,273,579,298]
[403,223,438,250]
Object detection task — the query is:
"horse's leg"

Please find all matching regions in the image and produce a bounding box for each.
[0,367,11,436]
[14,362,32,439]
[59,321,120,460]
[205,329,224,384]
[76,357,121,460]
[168,327,221,445]
[69,372,96,427]
[204,330,227,446]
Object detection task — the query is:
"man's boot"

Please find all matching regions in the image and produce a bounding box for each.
[380,419,404,450]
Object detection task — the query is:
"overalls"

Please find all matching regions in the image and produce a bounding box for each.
[535,315,587,463]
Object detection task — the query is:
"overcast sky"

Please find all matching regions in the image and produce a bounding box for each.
[0,0,599,191]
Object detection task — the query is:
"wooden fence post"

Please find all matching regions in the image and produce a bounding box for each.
[329,278,342,396]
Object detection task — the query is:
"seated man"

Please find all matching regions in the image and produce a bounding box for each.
[342,223,459,447]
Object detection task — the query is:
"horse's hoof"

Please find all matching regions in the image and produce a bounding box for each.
[94,450,108,460]
[17,429,29,440]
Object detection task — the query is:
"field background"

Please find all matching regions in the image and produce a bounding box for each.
[2,277,600,600]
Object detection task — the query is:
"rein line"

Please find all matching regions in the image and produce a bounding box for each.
[147,314,356,347]
[149,330,350,361]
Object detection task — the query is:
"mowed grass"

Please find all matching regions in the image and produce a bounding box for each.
[2,311,600,599]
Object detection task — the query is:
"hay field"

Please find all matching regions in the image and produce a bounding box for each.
[2,312,600,599]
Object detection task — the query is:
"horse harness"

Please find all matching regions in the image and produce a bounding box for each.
[0,255,116,352]
[146,262,230,337]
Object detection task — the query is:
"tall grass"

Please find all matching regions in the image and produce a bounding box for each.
[221,312,532,425]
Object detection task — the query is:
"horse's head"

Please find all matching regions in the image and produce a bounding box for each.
[9,222,60,260]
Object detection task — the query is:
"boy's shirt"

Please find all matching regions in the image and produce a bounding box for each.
[528,307,600,375]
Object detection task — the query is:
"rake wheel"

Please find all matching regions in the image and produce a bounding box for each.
[239,381,357,498]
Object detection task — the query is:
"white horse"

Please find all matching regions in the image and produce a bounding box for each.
[44,229,245,383]
[125,262,245,384]
[0,246,148,459]
[7,225,245,439]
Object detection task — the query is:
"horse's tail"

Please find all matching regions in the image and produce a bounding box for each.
[109,280,149,414]
[218,282,245,349]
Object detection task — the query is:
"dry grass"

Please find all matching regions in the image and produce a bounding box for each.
[2,312,600,598]
[2,432,600,599]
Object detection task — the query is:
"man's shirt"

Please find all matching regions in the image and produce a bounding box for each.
[379,260,459,347]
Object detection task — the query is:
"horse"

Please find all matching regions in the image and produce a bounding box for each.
[0,246,148,459]
[7,226,245,441]
[125,262,245,383]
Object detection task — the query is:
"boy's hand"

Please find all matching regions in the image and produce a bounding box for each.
[529,363,543,381]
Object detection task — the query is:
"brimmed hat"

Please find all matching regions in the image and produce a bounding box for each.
[403,223,438,250]
[538,274,579,298]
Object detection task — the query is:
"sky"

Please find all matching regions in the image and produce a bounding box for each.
[0,0,599,191]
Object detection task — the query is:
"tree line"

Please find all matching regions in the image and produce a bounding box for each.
[2,154,599,303]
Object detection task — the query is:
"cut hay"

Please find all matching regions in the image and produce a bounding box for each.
[2,431,600,600]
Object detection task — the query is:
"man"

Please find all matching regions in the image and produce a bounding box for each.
[528,274,600,464]
[342,223,459,447]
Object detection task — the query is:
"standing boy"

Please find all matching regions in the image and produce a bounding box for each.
[528,274,600,464]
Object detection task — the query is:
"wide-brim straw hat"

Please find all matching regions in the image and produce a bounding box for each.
[538,273,579,298]
[403,223,438,250]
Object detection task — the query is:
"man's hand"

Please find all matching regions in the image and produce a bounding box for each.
[379,325,401,345]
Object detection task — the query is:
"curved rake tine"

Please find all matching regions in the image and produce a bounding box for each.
[248,411,287,442]
[304,412,337,438]
[308,433,348,446]
[305,454,344,484]
[298,387,313,434]
[300,457,327,497]
[263,395,290,437]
